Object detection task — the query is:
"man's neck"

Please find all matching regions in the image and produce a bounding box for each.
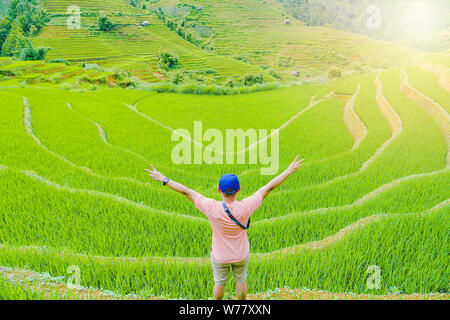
[222,196,237,204]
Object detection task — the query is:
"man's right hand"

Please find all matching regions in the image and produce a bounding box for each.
[145,164,202,204]
[145,164,165,183]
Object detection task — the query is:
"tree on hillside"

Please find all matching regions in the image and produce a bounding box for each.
[159,51,179,71]
[16,37,50,60]
[241,73,264,86]
[7,0,49,35]
[0,16,12,52]
[128,0,139,7]
[1,19,25,56]
[1,0,49,57]
[97,12,115,32]
[328,66,342,79]
[169,70,184,85]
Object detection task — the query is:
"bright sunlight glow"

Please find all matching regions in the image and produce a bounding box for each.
[403,1,438,33]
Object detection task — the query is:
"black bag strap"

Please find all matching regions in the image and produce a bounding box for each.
[221,201,250,230]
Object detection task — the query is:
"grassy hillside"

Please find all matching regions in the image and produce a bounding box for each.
[426,52,450,68]
[0,56,131,88]
[276,0,450,43]
[394,28,450,53]
[29,0,422,83]
[33,0,260,82]
[43,0,142,14]
[144,0,420,79]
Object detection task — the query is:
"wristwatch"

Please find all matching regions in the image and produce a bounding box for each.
[163,177,169,186]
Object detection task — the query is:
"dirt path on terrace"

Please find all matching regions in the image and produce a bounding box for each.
[374,74,403,140]
[247,287,449,300]
[360,74,405,173]
[1,266,447,300]
[255,215,380,258]
[417,58,450,93]
[400,70,450,167]
[341,84,367,150]
[251,167,448,222]
[67,103,108,144]
[0,266,138,300]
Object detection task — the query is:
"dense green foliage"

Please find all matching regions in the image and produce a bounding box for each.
[0,0,49,58]
[15,37,49,60]
[158,50,179,71]
[97,12,116,32]
[7,0,49,35]
[241,73,264,86]
[152,4,214,51]
[1,17,23,55]
[0,16,12,52]
[328,67,342,79]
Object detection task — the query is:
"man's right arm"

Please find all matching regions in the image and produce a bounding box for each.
[256,156,305,200]
[145,164,202,204]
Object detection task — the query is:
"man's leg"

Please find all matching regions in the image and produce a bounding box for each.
[213,284,225,300]
[235,281,247,300]
[211,253,229,300]
[232,255,250,300]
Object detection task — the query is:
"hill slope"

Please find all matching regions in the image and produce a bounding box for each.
[276,0,450,42]
[29,0,422,82]
[33,0,259,82]
[144,0,420,78]
[394,28,450,53]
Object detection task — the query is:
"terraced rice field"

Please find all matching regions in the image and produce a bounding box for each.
[32,1,259,82]
[0,49,448,299]
[0,57,118,88]
[29,0,423,82]
[151,0,420,77]
[43,0,142,14]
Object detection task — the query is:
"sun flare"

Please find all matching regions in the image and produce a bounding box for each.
[403,1,438,33]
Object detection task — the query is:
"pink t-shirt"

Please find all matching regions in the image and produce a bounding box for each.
[195,193,263,264]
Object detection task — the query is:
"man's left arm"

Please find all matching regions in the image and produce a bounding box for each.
[145,164,201,204]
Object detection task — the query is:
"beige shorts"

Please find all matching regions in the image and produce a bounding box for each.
[210,253,250,285]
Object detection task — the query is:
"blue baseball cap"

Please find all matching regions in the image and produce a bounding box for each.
[219,174,240,194]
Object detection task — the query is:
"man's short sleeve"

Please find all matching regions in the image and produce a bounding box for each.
[242,193,263,215]
[194,195,214,216]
